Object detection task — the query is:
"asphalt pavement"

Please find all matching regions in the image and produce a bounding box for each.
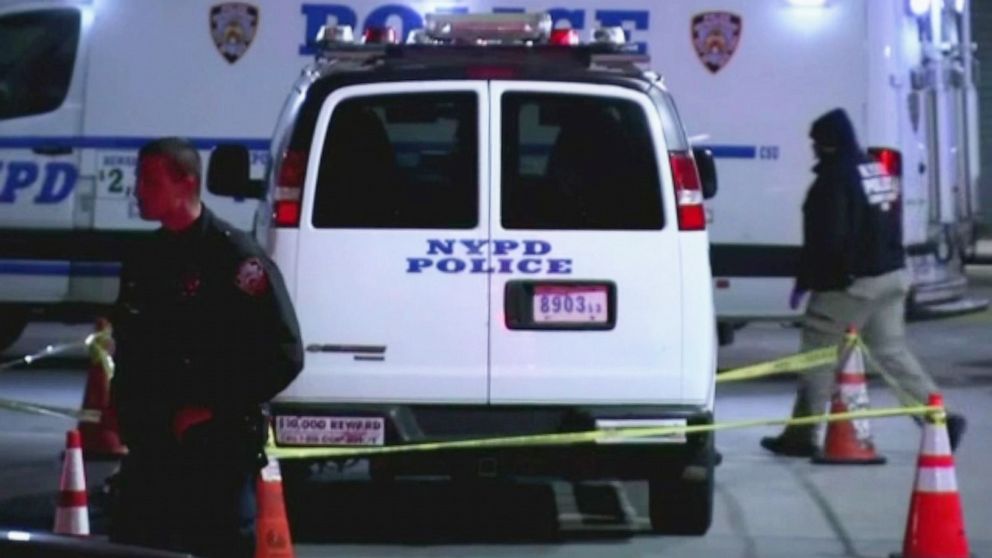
[1,266,990,557]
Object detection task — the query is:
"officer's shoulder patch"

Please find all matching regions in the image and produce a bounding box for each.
[234,257,269,296]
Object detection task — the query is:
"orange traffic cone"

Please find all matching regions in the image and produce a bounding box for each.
[812,328,886,465]
[891,393,971,558]
[78,319,126,459]
[54,429,89,536]
[256,456,294,558]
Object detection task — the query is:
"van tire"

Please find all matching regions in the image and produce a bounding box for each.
[0,312,28,353]
[647,443,714,535]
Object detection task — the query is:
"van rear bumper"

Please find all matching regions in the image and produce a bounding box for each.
[268,403,713,480]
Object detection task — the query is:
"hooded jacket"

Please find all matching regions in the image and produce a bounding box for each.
[796,109,905,291]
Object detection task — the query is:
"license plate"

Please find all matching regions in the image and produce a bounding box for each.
[533,285,609,323]
[275,415,385,446]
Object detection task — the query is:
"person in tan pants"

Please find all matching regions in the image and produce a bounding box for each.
[760,109,966,457]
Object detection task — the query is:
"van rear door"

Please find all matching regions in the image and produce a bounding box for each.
[285,82,491,404]
[0,3,88,301]
[487,82,685,404]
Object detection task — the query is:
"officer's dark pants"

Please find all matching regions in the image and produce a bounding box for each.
[110,451,257,558]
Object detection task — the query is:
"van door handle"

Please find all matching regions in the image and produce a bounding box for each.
[33,145,72,156]
[305,344,386,354]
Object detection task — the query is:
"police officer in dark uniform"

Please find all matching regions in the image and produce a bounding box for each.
[760,108,965,457]
[109,137,303,557]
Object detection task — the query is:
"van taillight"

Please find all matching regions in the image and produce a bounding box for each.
[669,151,706,231]
[273,149,307,228]
[868,147,902,177]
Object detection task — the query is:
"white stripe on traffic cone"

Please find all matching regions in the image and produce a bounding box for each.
[53,429,89,536]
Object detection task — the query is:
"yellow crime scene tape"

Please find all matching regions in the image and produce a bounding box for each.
[0,330,112,423]
[0,340,88,372]
[0,327,937,457]
[266,404,941,460]
[0,398,100,423]
[715,345,839,383]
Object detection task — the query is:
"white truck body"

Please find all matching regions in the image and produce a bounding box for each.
[0,0,982,345]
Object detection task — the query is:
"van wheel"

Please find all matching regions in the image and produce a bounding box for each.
[0,312,28,353]
[648,444,714,535]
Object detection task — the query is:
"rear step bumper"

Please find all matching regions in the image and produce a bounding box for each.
[910,275,968,307]
[907,296,990,320]
[907,274,989,321]
[269,403,713,480]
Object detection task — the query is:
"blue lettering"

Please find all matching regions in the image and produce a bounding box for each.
[548,259,573,274]
[523,240,551,256]
[548,8,585,30]
[492,7,525,14]
[364,4,423,38]
[517,259,541,274]
[435,6,469,14]
[102,155,137,166]
[460,239,487,255]
[595,10,649,53]
[34,162,77,204]
[493,240,519,255]
[470,258,492,273]
[437,258,466,273]
[0,162,39,203]
[300,4,358,56]
[405,238,573,274]
[406,258,432,272]
[427,239,455,255]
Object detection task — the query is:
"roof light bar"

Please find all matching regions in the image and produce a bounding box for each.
[362,26,398,44]
[549,28,580,46]
[424,13,552,44]
[591,26,626,45]
[315,24,355,45]
[406,28,434,44]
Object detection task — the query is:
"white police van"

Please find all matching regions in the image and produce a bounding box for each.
[210,13,719,534]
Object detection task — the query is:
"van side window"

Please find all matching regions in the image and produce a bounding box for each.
[0,9,80,120]
[501,94,663,230]
[312,93,478,229]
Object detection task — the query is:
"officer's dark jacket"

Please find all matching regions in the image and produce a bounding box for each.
[111,206,303,457]
[796,109,905,291]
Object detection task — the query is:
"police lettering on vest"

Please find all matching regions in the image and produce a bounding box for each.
[407,239,573,275]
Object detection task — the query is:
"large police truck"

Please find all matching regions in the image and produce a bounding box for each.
[0,0,983,349]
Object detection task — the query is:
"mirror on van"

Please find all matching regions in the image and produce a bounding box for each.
[207,145,265,199]
[692,147,718,200]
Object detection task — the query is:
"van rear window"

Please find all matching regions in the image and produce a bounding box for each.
[312,93,478,229]
[501,93,663,230]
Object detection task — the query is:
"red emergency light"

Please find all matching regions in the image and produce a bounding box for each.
[549,29,580,46]
[363,26,398,44]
